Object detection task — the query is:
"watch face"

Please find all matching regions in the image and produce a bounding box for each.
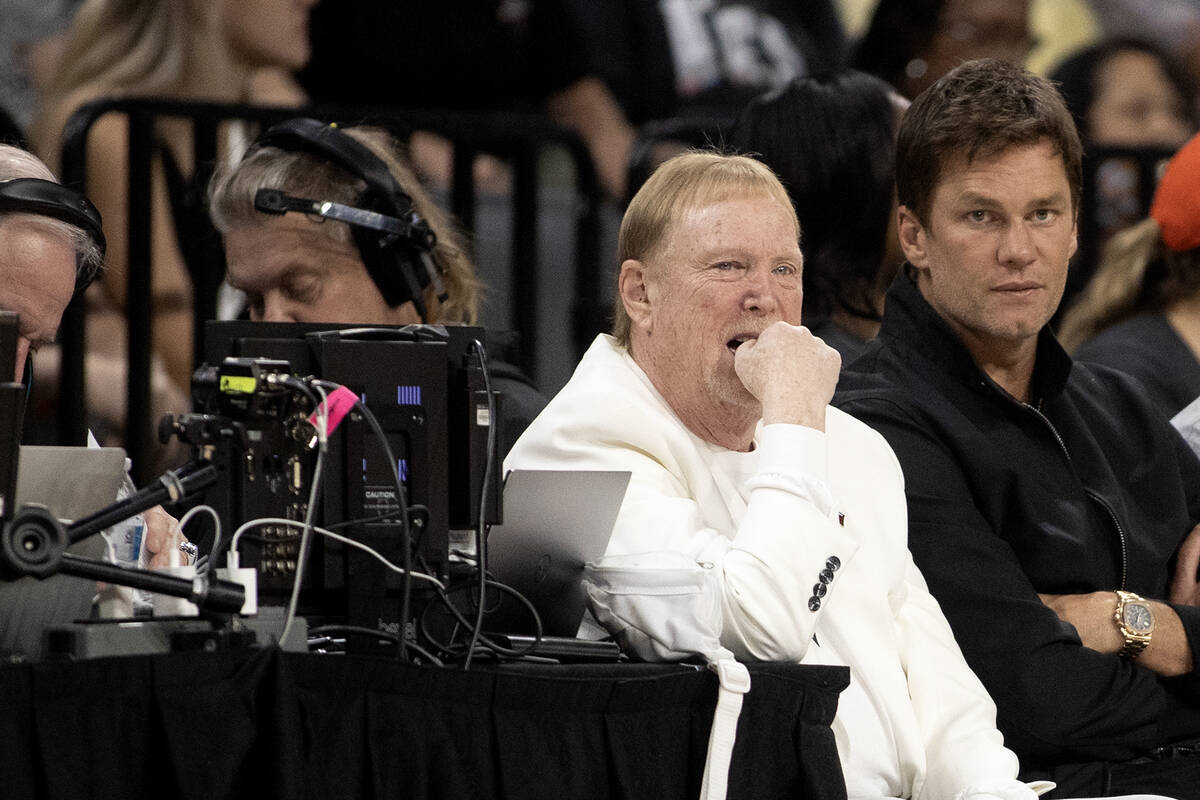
[1124,602,1153,632]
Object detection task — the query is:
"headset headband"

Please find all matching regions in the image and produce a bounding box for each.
[0,178,106,257]
[0,179,106,295]
[253,118,412,218]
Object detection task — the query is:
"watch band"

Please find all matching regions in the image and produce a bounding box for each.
[1114,590,1153,660]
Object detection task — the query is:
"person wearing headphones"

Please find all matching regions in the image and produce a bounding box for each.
[207,118,545,456]
[0,142,184,658]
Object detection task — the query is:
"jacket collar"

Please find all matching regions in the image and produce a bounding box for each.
[878,267,1073,405]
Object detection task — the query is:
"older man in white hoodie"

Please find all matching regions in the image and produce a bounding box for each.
[507,150,1049,800]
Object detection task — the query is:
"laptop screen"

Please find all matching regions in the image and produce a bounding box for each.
[483,469,630,637]
[0,445,127,659]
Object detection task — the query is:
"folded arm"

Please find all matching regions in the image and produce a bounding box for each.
[840,401,1188,763]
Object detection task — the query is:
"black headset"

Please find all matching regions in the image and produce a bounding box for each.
[0,178,106,393]
[0,178,106,295]
[249,118,446,321]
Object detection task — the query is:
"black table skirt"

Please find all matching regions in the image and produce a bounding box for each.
[0,647,849,800]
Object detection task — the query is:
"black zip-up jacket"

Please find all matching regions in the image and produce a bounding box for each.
[835,271,1200,769]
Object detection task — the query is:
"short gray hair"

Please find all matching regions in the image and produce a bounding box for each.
[0,144,105,288]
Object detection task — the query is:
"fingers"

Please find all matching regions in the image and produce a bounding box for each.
[1170,524,1200,605]
[141,505,190,569]
[733,321,836,385]
[147,545,173,570]
[735,322,839,429]
[142,506,170,555]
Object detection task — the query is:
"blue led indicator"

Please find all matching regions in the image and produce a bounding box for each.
[397,385,421,405]
[398,459,408,482]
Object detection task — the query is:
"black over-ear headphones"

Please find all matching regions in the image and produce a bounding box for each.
[0,178,106,294]
[249,118,446,321]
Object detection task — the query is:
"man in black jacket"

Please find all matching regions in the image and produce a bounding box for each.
[835,58,1200,797]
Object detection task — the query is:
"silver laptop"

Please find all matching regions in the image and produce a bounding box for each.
[0,445,128,659]
[484,469,630,637]
[15,445,128,523]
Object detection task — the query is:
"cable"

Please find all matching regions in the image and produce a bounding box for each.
[231,530,298,546]
[419,576,543,660]
[415,550,541,660]
[227,517,444,589]
[334,389,415,662]
[173,504,221,574]
[218,347,504,663]
[312,378,417,661]
[326,504,429,552]
[232,517,395,543]
[279,379,329,645]
[463,338,497,669]
[230,374,431,660]
[237,506,429,547]
[278,447,323,644]
[307,624,443,665]
[324,508,401,531]
[403,504,431,552]
[273,372,321,412]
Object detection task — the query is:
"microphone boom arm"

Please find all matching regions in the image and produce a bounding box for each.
[0,458,245,614]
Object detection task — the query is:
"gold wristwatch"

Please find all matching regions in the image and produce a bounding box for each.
[1113,590,1154,660]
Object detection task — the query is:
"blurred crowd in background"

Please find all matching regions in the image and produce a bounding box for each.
[3,0,1200,463]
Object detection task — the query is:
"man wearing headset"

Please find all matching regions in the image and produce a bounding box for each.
[0,143,182,658]
[208,118,545,455]
[0,145,102,385]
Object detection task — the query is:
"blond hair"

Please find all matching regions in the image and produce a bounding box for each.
[30,0,208,161]
[1059,219,1167,351]
[613,151,797,347]
[43,0,196,102]
[209,125,481,324]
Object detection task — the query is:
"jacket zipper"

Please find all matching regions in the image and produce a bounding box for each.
[1085,489,1129,590]
[1022,401,1129,589]
[1023,402,1071,464]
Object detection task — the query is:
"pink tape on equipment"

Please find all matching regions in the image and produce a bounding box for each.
[309,385,359,437]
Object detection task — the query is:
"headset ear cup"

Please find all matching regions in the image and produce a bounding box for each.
[397,261,428,322]
[352,226,430,319]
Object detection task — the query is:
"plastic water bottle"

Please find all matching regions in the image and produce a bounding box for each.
[100,460,153,616]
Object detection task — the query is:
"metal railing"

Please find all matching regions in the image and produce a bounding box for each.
[55,97,606,482]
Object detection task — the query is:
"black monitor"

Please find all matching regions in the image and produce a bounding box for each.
[191,321,502,635]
